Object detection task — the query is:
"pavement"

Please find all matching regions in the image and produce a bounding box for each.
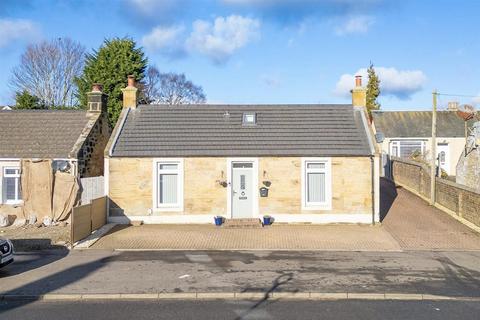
[1,300,480,320]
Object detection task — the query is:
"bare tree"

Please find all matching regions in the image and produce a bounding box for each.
[141,66,206,105]
[10,38,85,107]
[139,65,161,104]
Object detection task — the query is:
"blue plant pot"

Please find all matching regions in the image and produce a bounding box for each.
[263,216,272,226]
[214,216,223,226]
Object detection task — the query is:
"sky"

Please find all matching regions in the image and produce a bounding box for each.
[1,0,479,110]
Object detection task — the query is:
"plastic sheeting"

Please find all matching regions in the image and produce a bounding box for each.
[52,171,79,221]
[21,160,53,221]
[21,159,79,222]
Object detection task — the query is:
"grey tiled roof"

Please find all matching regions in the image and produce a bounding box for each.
[111,104,372,157]
[0,110,90,158]
[372,111,474,138]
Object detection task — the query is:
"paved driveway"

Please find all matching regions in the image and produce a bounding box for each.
[381,179,480,251]
[91,179,480,251]
[92,224,401,251]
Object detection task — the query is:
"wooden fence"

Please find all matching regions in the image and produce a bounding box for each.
[71,196,107,243]
[80,176,104,205]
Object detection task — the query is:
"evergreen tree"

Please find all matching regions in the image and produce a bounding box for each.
[366,63,381,115]
[75,38,147,127]
[15,90,45,109]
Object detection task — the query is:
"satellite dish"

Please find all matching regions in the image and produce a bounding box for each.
[456,104,476,121]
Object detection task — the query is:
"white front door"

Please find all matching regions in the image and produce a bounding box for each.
[231,162,254,218]
[437,143,450,175]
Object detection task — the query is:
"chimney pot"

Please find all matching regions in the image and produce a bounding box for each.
[127,75,136,87]
[92,83,103,92]
[355,75,362,87]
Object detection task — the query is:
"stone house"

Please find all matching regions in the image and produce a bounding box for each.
[0,85,110,207]
[456,121,480,192]
[372,110,474,177]
[104,76,380,224]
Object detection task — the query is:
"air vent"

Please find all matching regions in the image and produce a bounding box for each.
[242,112,256,126]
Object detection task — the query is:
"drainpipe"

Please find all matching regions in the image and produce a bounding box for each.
[370,155,375,225]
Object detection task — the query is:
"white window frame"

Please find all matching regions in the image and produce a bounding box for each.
[2,167,22,205]
[389,139,426,158]
[152,158,184,212]
[301,158,332,210]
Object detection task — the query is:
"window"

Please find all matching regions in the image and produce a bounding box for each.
[302,159,331,210]
[390,140,426,158]
[242,112,256,125]
[155,160,183,210]
[3,167,21,204]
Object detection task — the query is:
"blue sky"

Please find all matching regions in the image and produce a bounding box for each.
[1,0,479,110]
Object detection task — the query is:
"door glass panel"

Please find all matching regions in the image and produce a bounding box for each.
[307,172,325,203]
[240,175,246,190]
[159,164,178,170]
[159,174,177,204]
[439,151,445,163]
[307,163,325,169]
[233,163,253,168]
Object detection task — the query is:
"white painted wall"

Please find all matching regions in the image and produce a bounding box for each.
[378,137,466,176]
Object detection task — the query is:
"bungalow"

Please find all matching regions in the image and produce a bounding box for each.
[105,76,380,224]
[0,85,110,208]
[372,109,473,177]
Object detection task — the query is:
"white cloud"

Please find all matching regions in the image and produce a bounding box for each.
[334,15,375,35]
[334,67,427,100]
[186,15,261,63]
[143,15,261,63]
[142,25,186,56]
[0,18,38,48]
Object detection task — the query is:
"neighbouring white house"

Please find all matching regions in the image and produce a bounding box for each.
[372,110,474,177]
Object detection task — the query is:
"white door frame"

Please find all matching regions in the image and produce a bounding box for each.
[436,143,450,175]
[226,158,259,219]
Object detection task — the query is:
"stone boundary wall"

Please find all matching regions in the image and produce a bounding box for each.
[391,157,480,228]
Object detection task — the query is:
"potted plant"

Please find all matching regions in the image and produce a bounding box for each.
[214,216,224,226]
[263,215,272,226]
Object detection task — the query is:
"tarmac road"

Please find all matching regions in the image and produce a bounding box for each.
[1,299,479,320]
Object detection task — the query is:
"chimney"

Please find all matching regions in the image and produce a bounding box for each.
[447,101,459,111]
[121,75,138,109]
[351,75,367,107]
[87,83,107,115]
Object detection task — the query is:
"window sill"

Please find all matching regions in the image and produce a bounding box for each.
[302,204,332,211]
[153,206,183,212]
